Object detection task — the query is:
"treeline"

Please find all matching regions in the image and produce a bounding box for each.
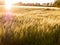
[53,0,60,7]
[15,2,53,7]
[14,0,60,7]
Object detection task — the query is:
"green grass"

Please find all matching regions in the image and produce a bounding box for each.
[0,8,60,45]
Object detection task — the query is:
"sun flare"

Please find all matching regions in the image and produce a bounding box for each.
[5,0,20,10]
[5,0,13,10]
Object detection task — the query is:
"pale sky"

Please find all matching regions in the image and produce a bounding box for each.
[0,0,56,4]
[21,0,56,4]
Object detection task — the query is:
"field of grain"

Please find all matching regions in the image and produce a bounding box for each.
[0,7,60,45]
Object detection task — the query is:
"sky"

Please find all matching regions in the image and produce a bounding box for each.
[21,0,56,4]
[0,0,56,4]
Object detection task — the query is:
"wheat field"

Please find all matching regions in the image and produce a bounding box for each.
[0,7,60,45]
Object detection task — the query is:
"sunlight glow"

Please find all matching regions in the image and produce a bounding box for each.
[5,0,20,10]
[5,0,12,10]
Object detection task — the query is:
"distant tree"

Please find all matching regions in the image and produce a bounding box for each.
[53,0,60,7]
